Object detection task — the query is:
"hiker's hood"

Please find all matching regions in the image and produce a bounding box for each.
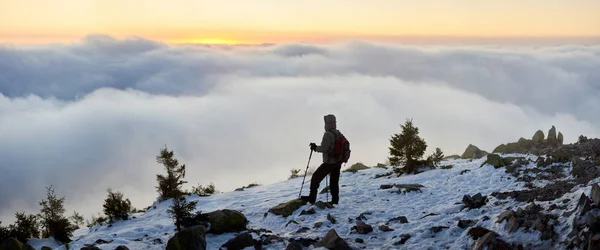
[324,114,336,131]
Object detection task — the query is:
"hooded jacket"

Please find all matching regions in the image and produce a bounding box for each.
[316,114,341,164]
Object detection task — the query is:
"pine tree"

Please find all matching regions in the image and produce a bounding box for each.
[69,211,85,229]
[168,195,198,232]
[388,119,427,174]
[156,147,188,201]
[38,185,75,243]
[0,221,9,242]
[103,189,132,223]
[432,148,444,167]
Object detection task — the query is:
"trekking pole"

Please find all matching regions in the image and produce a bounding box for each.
[326,174,329,203]
[299,149,313,198]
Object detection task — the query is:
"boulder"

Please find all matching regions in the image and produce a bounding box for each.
[558,132,564,145]
[461,144,488,159]
[0,238,23,250]
[115,246,130,250]
[532,130,545,144]
[468,227,493,239]
[41,247,53,250]
[285,241,303,250]
[431,226,449,233]
[166,225,207,250]
[206,209,248,234]
[506,216,519,233]
[496,210,515,223]
[355,238,364,243]
[481,154,504,168]
[463,193,487,209]
[354,221,373,234]
[316,229,351,250]
[300,207,316,216]
[591,184,600,207]
[80,247,101,250]
[327,214,337,224]
[314,201,334,209]
[268,198,306,217]
[393,234,411,245]
[471,231,513,250]
[220,232,255,250]
[548,126,557,146]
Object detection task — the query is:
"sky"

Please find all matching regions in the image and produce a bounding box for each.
[1,0,600,44]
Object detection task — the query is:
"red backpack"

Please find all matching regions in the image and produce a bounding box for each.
[329,131,351,163]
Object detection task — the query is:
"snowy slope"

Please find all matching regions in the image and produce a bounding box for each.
[28,155,590,250]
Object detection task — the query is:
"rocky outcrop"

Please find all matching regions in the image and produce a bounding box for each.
[494,203,557,240]
[558,132,564,145]
[206,209,248,234]
[315,229,351,250]
[532,130,545,144]
[461,144,488,159]
[481,154,504,168]
[268,198,306,217]
[166,225,207,250]
[566,188,600,249]
[547,126,557,146]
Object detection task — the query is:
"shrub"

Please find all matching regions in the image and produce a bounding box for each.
[342,162,370,173]
[289,169,301,179]
[388,119,427,174]
[86,213,108,228]
[191,183,217,197]
[10,212,40,243]
[103,189,132,223]
[156,146,188,201]
[0,221,9,243]
[39,185,76,243]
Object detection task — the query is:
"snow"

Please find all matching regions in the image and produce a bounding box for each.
[27,155,579,249]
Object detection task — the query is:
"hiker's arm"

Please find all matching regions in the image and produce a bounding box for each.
[316,132,334,153]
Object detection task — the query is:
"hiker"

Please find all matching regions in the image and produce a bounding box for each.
[302,114,350,204]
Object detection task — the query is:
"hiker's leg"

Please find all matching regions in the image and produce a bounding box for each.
[329,163,342,204]
[309,163,330,203]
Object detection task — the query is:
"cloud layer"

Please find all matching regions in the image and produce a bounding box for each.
[1,35,599,223]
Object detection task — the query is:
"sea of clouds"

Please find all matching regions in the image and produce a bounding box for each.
[1,34,599,223]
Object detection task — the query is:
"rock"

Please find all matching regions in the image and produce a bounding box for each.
[458,219,476,228]
[496,210,516,223]
[592,184,600,207]
[481,154,504,168]
[115,246,130,250]
[548,126,557,146]
[153,238,163,245]
[472,232,499,250]
[379,224,394,232]
[387,216,409,224]
[81,247,101,250]
[393,234,411,245]
[260,234,282,245]
[589,233,600,250]
[468,227,493,239]
[234,188,244,191]
[285,220,299,227]
[314,201,334,209]
[463,193,487,209]
[558,132,564,145]
[316,229,351,250]
[300,207,316,215]
[0,238,22,250]
[268,198,307,217]
[431,226,449,233]
[586,210,600,232]
[461,144,488,159]
[285,241,303,250]
[220,232,254,250]
[314,222,323,228]
[206,209,248,234]
[577,193,592,216]
[41,247,53,250]
[380,184,394,190]
[460,169,471,175]
[166,225,207,250]
[532,130,545,144]
[506,216,519,233]
[354,221,373,234]
[481,216,490,221]
[327,214,337,224]
[296,227,310,234]
[355,238,364,243]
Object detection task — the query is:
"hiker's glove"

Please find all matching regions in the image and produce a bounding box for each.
[310,143,317,151]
